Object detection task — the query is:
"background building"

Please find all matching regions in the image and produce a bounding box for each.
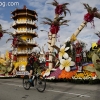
[11,5,38,68]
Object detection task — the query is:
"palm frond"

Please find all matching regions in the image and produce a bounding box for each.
[60,23,69,26]
[94,12,100,19]
[7,32,14,36]
[63,3,70,6]
[54,0,58,4]
[42,17,53,22]
[41,21,52,25]
[59,19,70,26]
[0,24,2,32]
[83,3,89,9]
[47,0,58,6]
[63,11,67,16]
[83,3,99,14]
[65,8,71,15]
[95,31,100,38]
[56,16,64,22]
[60,20,70,24]
[93,7,98,12]
[6,38,13,43]
[83,3,100,19]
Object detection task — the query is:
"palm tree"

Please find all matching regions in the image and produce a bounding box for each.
[41,16,70,68]
[41,16,70,34]
[48,0,71,18]
[70,3,100,42]
[6,33,27,48]
[42,0,70,69]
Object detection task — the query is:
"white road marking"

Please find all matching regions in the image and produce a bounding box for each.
[0,82,23,87]
[0,82,90,98]
[46,90,90,97]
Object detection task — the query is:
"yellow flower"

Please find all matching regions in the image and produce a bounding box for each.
[43,69,51,77]
[59,57,75,72]
[70,34,77,42]
[59,44,69,59]
[43,68,56,77]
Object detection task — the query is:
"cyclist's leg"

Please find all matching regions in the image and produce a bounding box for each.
[29,70,33,79]
[26,64,33,82]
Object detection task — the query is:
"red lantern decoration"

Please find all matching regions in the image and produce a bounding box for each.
[55,5,63,15]
[50,24,59,34]
[84,13,94,22]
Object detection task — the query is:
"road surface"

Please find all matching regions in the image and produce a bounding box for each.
[0,78,100,100]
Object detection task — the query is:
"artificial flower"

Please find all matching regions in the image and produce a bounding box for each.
[59,57,75,72]
[59,44,69,59]
[43,68,51,77]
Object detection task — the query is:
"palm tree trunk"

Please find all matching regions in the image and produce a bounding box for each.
[48,14,59,69]
[48,32,52,51]
[54,14,59,19]
[70,21,87,42]
[48,34,56,69]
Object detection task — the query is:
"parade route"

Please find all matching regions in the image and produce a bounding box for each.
[0,78,100,100]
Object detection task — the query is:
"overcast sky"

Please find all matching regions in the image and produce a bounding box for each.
[0,0,100,54]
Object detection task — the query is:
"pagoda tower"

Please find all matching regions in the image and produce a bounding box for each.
[11,5,38,68]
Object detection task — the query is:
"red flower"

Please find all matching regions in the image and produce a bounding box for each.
[84,13,94,22]
[50,24,59,34]
[0,32,3,38]
[55,5,63,15]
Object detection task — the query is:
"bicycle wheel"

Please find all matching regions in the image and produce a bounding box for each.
[34,75,46,92]
[23,75,31,90]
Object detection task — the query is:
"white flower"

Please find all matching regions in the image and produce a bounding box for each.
[59,57,75,71]
[59,44,69,59]
[65,66,70,72]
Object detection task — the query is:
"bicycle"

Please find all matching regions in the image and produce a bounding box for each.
[23,66,46,92]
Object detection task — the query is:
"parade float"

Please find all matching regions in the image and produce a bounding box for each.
[0,0,100,84]
[0,24,16,77]
[41,0,100,83]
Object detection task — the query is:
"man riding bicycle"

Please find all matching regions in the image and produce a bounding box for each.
[26,52,36,82]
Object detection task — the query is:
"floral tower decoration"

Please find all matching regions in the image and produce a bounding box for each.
[41,0,70,69]
[8,5,38,72]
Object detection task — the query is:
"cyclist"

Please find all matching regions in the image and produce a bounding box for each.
[26,52,36,82]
